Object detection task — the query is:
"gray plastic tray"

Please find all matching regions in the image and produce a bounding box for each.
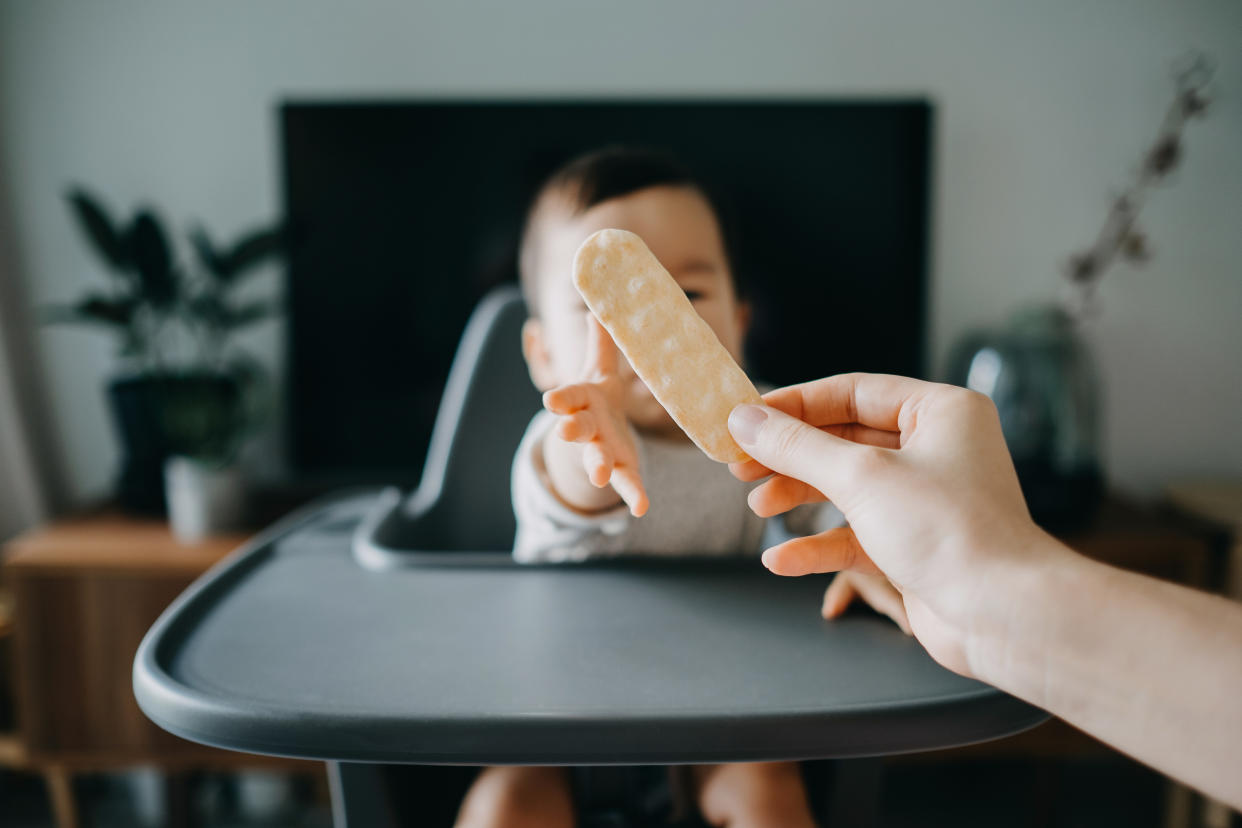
[134,492,1046,765]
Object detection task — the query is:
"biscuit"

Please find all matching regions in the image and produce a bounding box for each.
[573,228,761,463]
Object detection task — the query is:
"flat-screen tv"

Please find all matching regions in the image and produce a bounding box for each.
[282,100,932,486]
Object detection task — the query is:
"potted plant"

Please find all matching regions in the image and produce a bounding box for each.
[46,189,282,522]
[947,55,1214,530]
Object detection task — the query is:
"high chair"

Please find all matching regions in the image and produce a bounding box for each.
[135,286,1045,826]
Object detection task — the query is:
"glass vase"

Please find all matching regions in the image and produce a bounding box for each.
[947,305,1104,530]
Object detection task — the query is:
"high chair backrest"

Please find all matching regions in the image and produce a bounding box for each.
[354,286,542,566]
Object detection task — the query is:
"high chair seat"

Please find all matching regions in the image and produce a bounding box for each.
[134,286,1045,825]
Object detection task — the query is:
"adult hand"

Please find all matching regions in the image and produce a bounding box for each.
[727,373,1054,676]
[729,373,1242,809]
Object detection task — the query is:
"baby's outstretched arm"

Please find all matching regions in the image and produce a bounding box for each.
[541,315,650,517]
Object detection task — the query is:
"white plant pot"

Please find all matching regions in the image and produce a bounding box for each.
[235,770,296,821]
[164,456,244,543]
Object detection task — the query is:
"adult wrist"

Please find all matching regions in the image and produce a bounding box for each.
[960,530,1086,701]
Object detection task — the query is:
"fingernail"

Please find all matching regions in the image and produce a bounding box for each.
[729,404,768,445]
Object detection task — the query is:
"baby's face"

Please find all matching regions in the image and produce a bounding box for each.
[531,185,747,434]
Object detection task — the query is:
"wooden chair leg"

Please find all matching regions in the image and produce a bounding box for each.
[1163,780,1194,828]
[165,770,194,828]
[43,766,79,828]
[1203,797,1235,828]
[827,758,882,827]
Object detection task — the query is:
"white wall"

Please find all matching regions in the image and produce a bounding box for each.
[1,0,1239,507]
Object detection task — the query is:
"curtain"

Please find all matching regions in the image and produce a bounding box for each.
[0,223,49,541]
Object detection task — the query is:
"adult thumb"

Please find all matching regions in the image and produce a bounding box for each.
[728,404,853,501]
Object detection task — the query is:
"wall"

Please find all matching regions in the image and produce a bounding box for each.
[1,0,1239,507]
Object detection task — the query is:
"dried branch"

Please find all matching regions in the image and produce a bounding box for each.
[1064,53,1215,314]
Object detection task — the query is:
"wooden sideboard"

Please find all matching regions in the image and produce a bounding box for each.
[0,510,321,828]
[0,498,1229,827]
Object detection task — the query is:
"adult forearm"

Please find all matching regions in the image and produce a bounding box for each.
[726,378,1242,805]
[967,537,1242,807]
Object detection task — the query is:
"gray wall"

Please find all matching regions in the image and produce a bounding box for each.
[1,0,1239,508]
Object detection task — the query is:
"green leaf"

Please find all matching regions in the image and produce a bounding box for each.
[218,226,283,284]
[188,225,225,278]
[221,299,279,329]
[41,295,138,327]
[157,374,245,461]
[126,211,177,307]
[226,354,272,439]
[186,292,227,327]
[66,188,129,271]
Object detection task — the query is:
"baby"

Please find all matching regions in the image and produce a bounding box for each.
[454,148,908,828]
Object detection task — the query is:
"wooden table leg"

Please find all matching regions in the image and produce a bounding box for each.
[165,770,195,828]
[1202,797,1237,828]
[827,758,882,827]
[1164,780,1193,828]
[43,766,79,828]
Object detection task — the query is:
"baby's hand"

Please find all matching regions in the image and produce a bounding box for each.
[822,571,912,635]
[542,315,650,517]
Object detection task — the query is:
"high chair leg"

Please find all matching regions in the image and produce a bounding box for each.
[328,761,400,828]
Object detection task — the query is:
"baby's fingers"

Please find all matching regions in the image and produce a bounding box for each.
[543,385,592,415]
[747,475,826,517]
[583,313,620,380]
[556,411,598,443]
[761,527,882,577]
[611,467,649,518]
[582,441,614,488]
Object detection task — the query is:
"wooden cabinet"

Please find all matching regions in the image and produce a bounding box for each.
[0,500,1226,827]
[1,511,319,828]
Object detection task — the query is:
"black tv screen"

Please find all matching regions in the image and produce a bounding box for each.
[282,100,931,485]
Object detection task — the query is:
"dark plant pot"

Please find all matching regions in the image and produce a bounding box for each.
[107,373,241,514]
[948,306,1104,533]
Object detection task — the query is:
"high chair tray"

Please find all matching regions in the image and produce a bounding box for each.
[135,491,1046,765]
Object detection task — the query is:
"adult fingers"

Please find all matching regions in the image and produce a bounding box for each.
[762,373,935,433]
[760,527,882,577]
[823,423,903,449]
[820,576,857,619]
[730,423,900,484]
[729,457,773,482]
[729,404,872,506]
[747,475,826,517]
[826,573,912,634]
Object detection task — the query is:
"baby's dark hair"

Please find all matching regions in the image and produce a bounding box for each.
[518,146,740,316]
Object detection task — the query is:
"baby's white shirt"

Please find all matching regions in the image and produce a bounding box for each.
[512,410,843,563]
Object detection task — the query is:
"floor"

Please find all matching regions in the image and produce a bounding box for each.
[881,757,1169,828]
[0,756,1179,827]
[1,769,332,828]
